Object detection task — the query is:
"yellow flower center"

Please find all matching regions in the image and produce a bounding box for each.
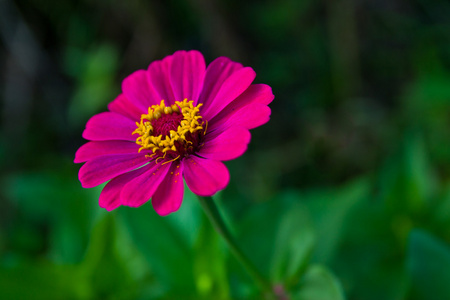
[132,99,206,163]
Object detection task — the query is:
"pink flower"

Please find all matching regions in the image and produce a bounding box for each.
[75,50,273,216]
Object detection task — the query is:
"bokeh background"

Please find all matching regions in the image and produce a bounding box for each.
[2,0,450,299]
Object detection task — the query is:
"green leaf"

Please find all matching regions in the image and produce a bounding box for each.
[378,133,435,216]
[67,43,119,127]
[193,213,229,299]
[432,185,450,229]
[0,263,90,300]
[236,191,294,280]
[164,187,202,248]
[407,229,450,299]
[304,178,369,263]
[271,203,315,287]
[80,213,152,299]
[0,213,153,300]
[118,193,197,296]
[4,168,98,263]
[292,265,345,300]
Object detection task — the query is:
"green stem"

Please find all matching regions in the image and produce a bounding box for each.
[197,195,272,294]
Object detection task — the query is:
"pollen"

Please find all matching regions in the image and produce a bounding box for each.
[132,99,205,162]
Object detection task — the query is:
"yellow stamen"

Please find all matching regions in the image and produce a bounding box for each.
[203,120,208,135]
[134,99,204,161]
[162,155,180,165]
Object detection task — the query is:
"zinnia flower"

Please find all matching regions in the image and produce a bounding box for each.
[75,50,273,215]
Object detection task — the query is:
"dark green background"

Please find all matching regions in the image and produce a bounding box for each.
[2,0,450,299]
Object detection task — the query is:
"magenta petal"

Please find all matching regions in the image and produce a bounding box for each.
[170,50,205,102]
[120,161,171,207]
[198,126,251,161]
[201,67,256,121]
[209,84,274,127]
[152,162,185,216]
[209,103,271,132]
[107,94,144,121]
[183,156,229,196]
[122,70,160,108]
[79,153,149,188]
[238,84,274,106]
[197,57,243,106]
[74,141,140,163]
[99,166,149,211]
[82,112,137,141]
[147,54,175,105]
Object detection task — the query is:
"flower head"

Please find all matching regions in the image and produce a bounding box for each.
[75,50,273,215]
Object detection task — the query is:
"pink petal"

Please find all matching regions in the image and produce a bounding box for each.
[208,103,271,132]
[122,70,161,108]
[198,126,251,161]
[108,94,144,121]
[147,54,176,105]
[170,50,205,102]
[82,112,137,141]
[152,162,185,216]
[74,141,140,163]
[183,156,229,196]
[209,84,274,128]
[99,166,149,211]
[197,57,243,106]
[201,67,256,121]
[78,153,149,188]
[120,161,171,208]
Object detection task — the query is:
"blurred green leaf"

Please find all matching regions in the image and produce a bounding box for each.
[405,46,450,124]
[270,202,315,287]
[379,133,435,217]
[79,213,151,299]
[407,229,450,299]
[292,265,345,300]
[432,184,450,231]
[0,263,90,300]
[164,187,202,248]
[402,64,450,167]
[304,178,370,263]
[0,213,153,300]
[193,213,229,299]
[5,168,98,263]
[236,192,294,281]
[118,191,197,296]
[67,43,119,127]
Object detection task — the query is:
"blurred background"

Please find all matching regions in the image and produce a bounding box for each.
[2,0,450,299]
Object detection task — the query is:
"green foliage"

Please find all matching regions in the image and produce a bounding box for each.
[5,167,96,263]
[292,265,345,300]
[303,179,370,264]
[377,133,435,217]
[193,213,229,299]
[79,213,151,299]
[67,44,120,127]
[0,263,90,300]
[407,230,450,299]
[119,200,197,297]
[270,203,315,287]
